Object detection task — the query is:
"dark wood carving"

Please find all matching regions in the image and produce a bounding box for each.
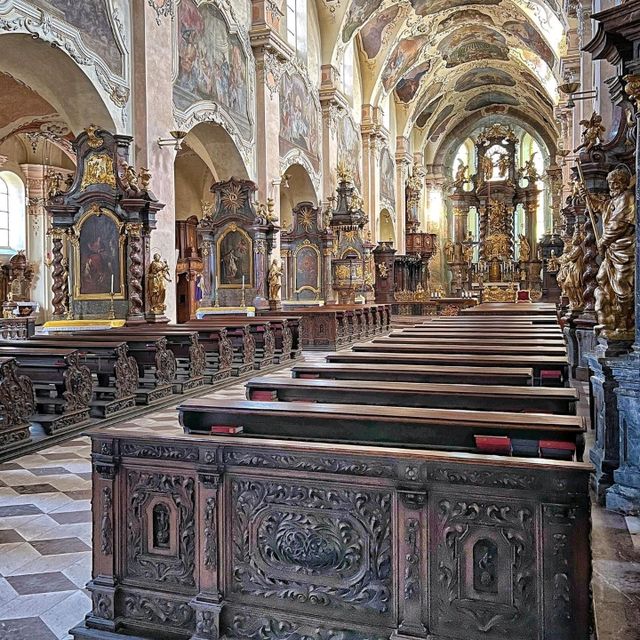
[0,357,35,454]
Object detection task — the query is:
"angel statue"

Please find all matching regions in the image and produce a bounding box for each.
[576,112,606,152]
[453,161,468,188]
[580,168,636,339]
[520,154,539,182]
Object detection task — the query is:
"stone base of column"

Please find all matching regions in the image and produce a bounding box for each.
[575,319,598,381]
[268,299,282,311]
[563,321,579,378]
[144,311,170,324]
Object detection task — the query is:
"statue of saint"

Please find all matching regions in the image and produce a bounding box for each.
[561,225,585,311]
[148,253,172,313]
[268,259,283,301]
[588,168,636,338]
[444,239,455,263]
[481,155,493,181]
[453,161,468,188]
[497,153,510,179]
[519,235,531,262]
[547,249,560,273]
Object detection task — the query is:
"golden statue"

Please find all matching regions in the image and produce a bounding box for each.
[519,234,531,262]
[590,168,636,339]
[576,112,606,152]
[481,154,493,181]
[268,259,283,301]
[453,161,468,188]
[561,225,585,311]
[148,253,172,314]
[497,153,510,178]
[547,249,560,273]
[138,167,151,191]
[444,239,455,263]
[520,154,539,182]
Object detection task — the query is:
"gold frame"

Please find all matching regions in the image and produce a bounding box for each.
[71,204,126,300]
[294,241,321,298]
[216,224,254,289]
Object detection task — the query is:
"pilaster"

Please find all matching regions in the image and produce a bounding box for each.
[395,137,411,254]
[361,104,386,239]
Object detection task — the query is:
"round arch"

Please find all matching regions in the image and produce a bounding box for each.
[0,33,116,134]
[280,163,318,230]
[379,209,395,244]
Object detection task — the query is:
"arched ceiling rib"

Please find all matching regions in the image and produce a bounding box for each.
[315,0,564,163]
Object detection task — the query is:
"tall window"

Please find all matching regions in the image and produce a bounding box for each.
[0,177,9,248]
[286,0,307,61]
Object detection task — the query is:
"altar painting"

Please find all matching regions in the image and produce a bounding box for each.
[280,72,320,170]
[295,244,321,299]
[217,227,253,287]
[174,0,250,137]
[75,208,124,300]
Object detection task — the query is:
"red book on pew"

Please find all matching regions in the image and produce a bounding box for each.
[539,440,575,460]
[298,373,320,379]
[474,435,512,455]
[210,425,244,435]
[250,390,277,401]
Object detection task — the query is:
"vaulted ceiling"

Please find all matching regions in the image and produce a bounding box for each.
[317,0,564,162]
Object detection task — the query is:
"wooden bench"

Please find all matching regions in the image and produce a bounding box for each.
[250,314,302,361]
[79,429,591,640]
[397,328,563,338]
[179,398,585,460]
[327,351,569,386]
[384,334,566,346]
[352,341,567,358]
[11,339,137,418]
[292,362,534,385]
[39,334,176,405]
[0,347,92,434]
[0,356,35,455]
[246,376,579,415]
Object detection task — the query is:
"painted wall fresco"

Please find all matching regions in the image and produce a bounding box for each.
[454,67,516,92]
[428,104,453,134]
[445,41,509,67]
[381,36,430,93]
[416,95,442,128]
[412,0,501,16]
[438,26,506,54]
[395,61,432,104]
[465,92,519,111]
[359,5,400,60]
[503,20,555,69]
[379,147,395,209]
[342,0,379,43]
[338,116,362,189]
[279,71,320,170]
[174,0,251,137]
[34,0,122,74]
[438,9,494,32]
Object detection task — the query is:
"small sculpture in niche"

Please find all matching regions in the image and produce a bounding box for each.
[148,253,172,313]
[152,503,170,549]
[473,539,498,594]
[576,111,606,152]
[547,249,560,273]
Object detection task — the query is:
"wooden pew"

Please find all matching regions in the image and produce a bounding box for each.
[0,347,92,433]
[79,429,591,640]
[326,351,569,386]
[9,339,137,417]
[352,341,567,358]
[292,362,534,385]
[383,335,565,346]
[35,334,176,405]
[249,314,302,361]
[397,328,563,338]
[80,328,205,393]
[178,398,586,460]
[0,357,35,454]
[246,376,579,415]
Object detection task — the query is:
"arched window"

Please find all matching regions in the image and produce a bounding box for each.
[0,171,26,253]
[286,0,307,62]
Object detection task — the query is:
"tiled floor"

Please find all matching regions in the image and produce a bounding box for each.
[0,354,638,639]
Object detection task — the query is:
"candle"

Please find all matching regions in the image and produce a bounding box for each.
[242,275,245,290]
[110,274,114,295]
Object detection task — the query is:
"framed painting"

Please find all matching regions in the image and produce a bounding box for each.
[216,225,253,288]
[294,243,321,300]
[73,205,125,300]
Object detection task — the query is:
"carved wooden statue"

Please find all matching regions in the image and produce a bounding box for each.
[591,168,636,339]
[148,253,172,314]
[268,259,283,301]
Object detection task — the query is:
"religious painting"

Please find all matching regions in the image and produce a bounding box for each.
[415,95,443,128]
[295,245,321,300]
[279,71,320,170]
[359,5,400,60]
[429,104,453,134]
[445,41,509,67]
[412,0,501,16]
[395,61,431,104]
[338,116,362,189]
[380,148,395,209]
[381,36,430,93]
[342,0,379,43]
[33,0,122,74]
[439,26,506,54]
[503,20,555,69]
[465,92,519,111]
[454,67,515,93]
[174,0,250,138]
[438,9,494,32]
[75,207,124,300]
[217,226,253,287]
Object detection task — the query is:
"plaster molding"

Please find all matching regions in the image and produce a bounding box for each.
[148,0,175,26]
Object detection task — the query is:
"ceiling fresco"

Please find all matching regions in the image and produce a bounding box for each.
[454,67,516,92]
[395,61,432,104]
[359,5,402,60]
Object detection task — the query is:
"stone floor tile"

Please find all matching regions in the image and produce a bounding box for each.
[40,590,91,638]
[0,542,41,575]
[6,571,78,595]
[12,515,60,541]
[61,558,92,589]
[27,467,72,477]
[5,552,91,578]
[0,530,25,545]
[11,484,58,495]
[0,504,42,518]
[48,511,92,525]
[29,537,91,556]
[0,590,75,620]
[0,616,58,640]
[62,490,92,501]
[39,453,82,461]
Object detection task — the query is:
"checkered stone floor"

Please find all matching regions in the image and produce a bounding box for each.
[0,354,638,639]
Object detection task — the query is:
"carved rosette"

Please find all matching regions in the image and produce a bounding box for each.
[62,353,93,413]
[155,337,177,386]
[242,327,256,366]
[126,223,144,319]
[189,336,207,378]
[217,328,234,371]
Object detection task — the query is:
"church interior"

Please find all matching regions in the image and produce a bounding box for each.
[0,0,639,638]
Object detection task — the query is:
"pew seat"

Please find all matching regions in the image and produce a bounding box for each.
[351,341,567,357]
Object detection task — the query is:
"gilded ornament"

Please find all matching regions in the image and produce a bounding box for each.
[268,259,283,301]
[484,284,517,303]
[81,153,116,191]
[576,112,606,152]
[221,183,246,214]
[624,74,640,103]
[148,253,172,314]
[85,125,104,149]
[337,160,353,183]
[560,225,585,311]
[519,235,531,262]
[377,262,389,279]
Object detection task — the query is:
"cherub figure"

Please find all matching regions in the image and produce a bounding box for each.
[576,112,606,152]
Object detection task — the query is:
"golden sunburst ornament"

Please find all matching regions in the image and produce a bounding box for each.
[221,183,246,214]
[300,209,314,232]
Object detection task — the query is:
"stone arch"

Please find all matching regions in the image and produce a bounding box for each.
[379,208,395,244]
[280,163,318,230]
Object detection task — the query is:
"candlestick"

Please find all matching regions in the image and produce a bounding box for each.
[242,275,245,290]
[108,292,115,320]
[110,274,114,295]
